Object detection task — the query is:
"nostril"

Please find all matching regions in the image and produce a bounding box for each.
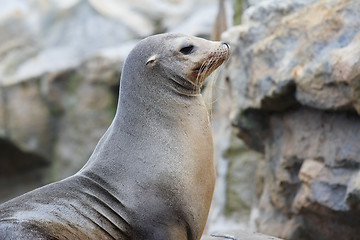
[222,42,230,49]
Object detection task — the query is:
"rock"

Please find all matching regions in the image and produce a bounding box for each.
[0,0,131,86]
[260,108,360,239]
[0,80,52,157]
[88,0,156,37]
[215,0,360,239]
[346,171,360,210]
[223,0,360,114]
[202,230,283,240]
[48,66,119,179]
[224,133,263,221]
[169,5,218,38]
[0,138,49,203]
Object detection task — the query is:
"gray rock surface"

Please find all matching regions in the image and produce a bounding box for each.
[258,108,360,239]
[215,0,360,239]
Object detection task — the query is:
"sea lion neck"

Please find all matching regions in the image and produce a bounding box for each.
[80,68,206,169]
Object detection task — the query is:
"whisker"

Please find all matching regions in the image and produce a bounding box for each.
[195,57,212,89]
[195,59,209,89]
[200,57,215,84]
[203,57,221,118]
[201,56,217,84]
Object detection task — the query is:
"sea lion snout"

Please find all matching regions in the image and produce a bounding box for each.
[220,42,231,58]
[189,40,230,84]
[222,42,230,49]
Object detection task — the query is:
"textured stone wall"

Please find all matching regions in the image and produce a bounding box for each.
[216,0,360,239]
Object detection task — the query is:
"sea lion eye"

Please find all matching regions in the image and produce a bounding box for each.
[180,45,194,55]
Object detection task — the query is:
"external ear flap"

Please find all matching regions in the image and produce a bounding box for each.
[146,55,157,67]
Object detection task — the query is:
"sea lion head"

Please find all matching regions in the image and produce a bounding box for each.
[122,33,230,96]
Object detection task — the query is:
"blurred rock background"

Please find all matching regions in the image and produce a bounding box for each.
[1,0,360,239]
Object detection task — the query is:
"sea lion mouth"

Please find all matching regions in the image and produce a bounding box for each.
[191,44,230,85]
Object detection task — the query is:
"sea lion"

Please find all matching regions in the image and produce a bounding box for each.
[0,33,230,240]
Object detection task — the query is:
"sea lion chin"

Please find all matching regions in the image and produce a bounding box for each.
[0,33,230,240]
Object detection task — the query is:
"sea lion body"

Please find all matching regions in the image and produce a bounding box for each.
[0,33,230,240]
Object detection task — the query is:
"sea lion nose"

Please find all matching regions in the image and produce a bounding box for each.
[222,42,230,49]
